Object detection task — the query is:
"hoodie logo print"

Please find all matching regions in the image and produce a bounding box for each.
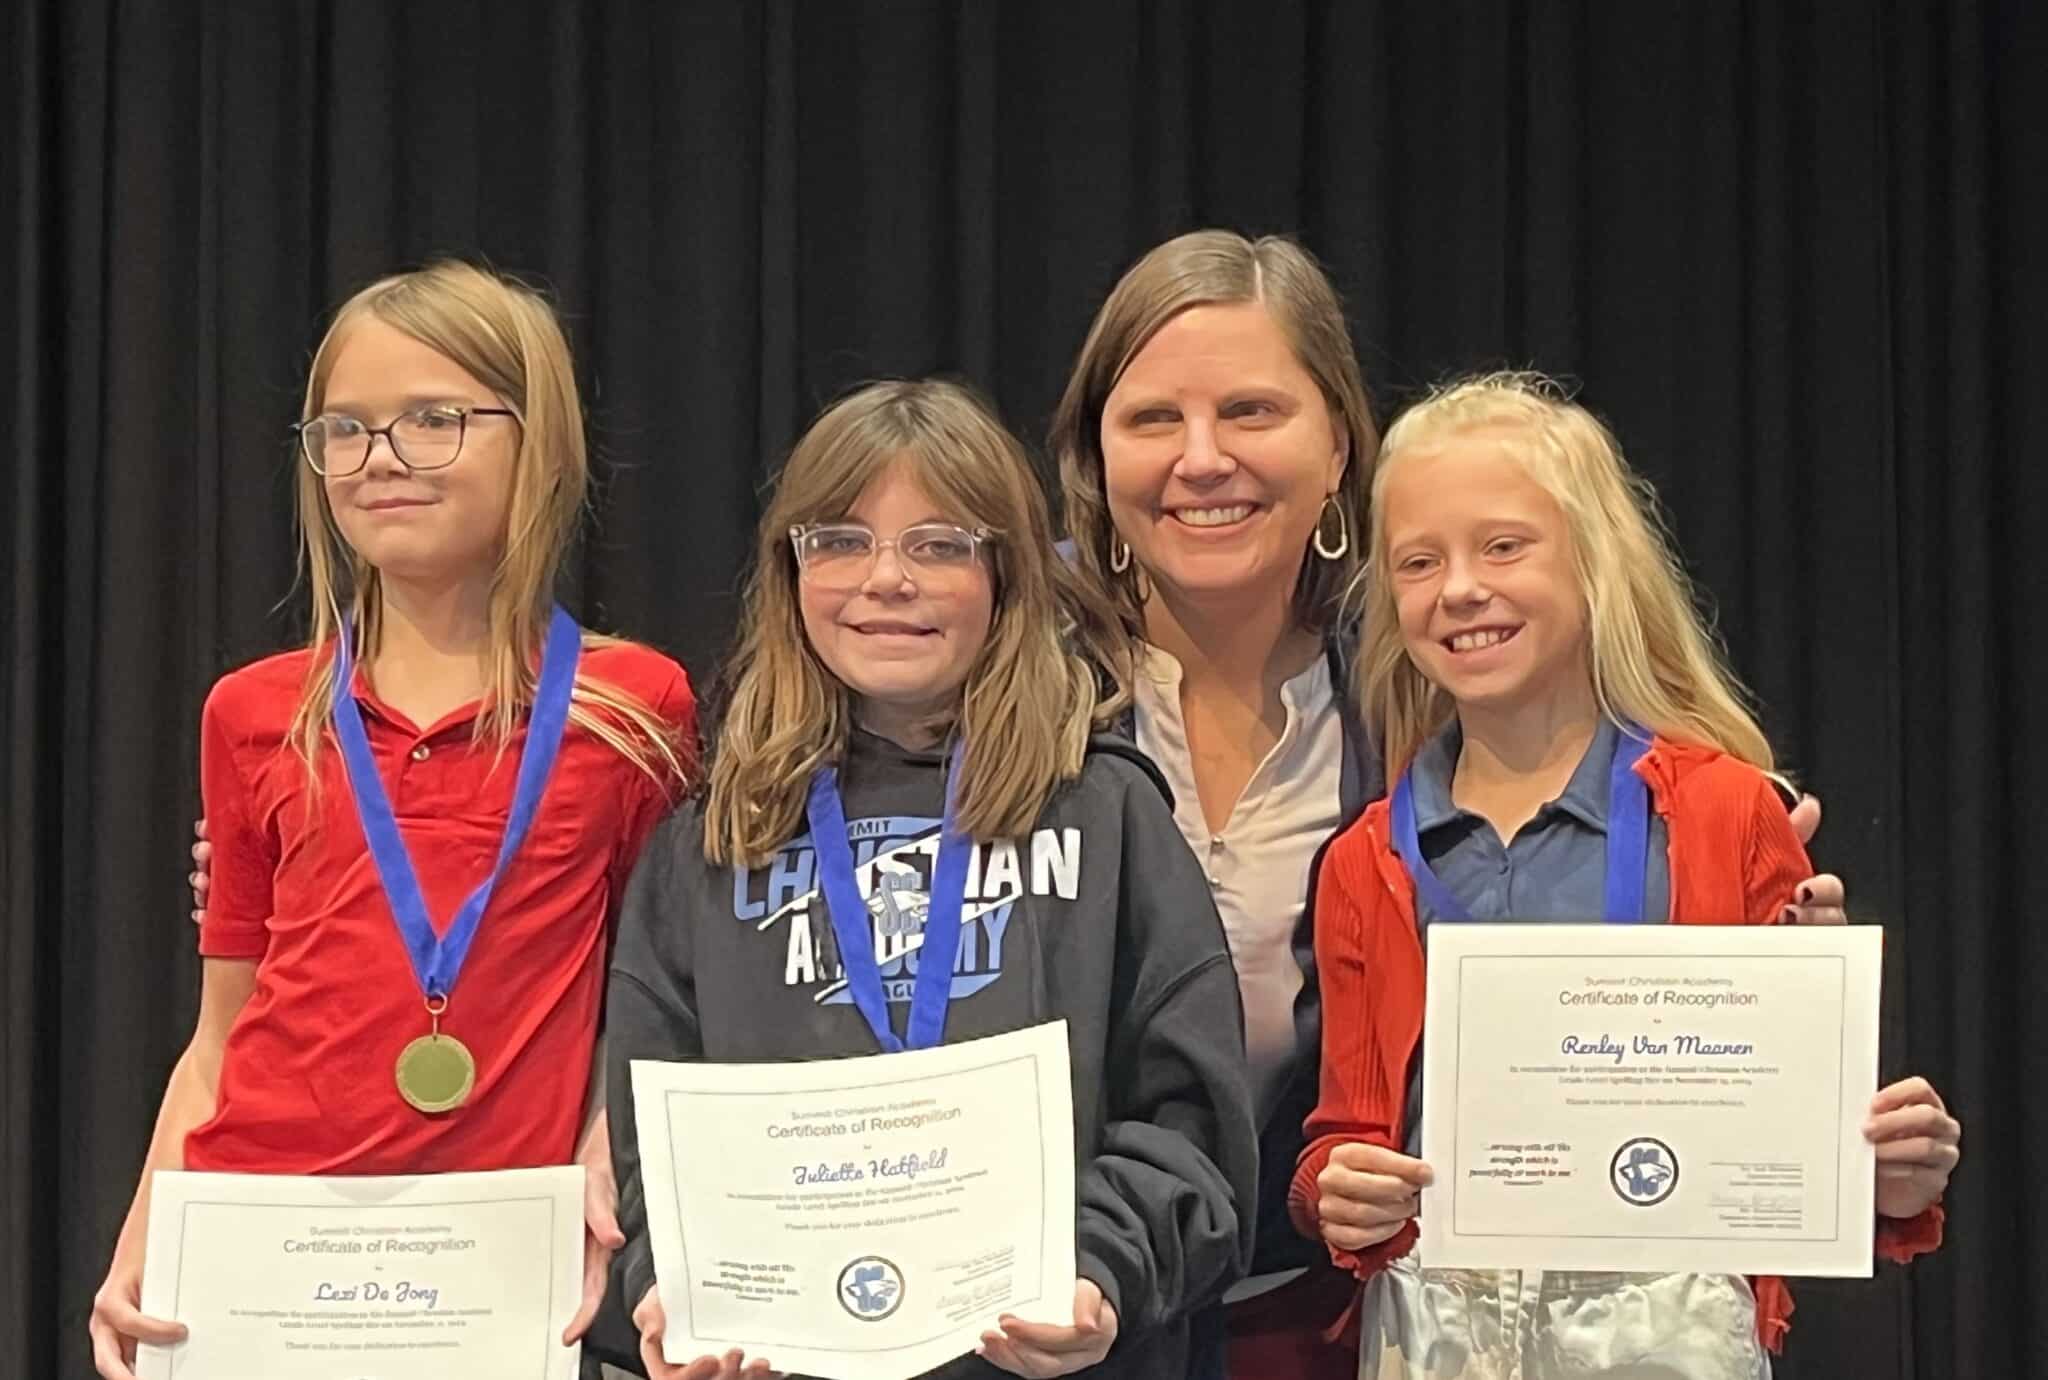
[731,814,1081,1005]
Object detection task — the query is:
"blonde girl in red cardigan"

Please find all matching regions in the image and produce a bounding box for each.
[1291,374,1958,1378]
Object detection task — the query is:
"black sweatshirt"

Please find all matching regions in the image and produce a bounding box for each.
[608,730,1258,1379]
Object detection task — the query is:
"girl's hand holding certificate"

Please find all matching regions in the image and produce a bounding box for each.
[1867,1076,1962,1220]
[1314,1143,1433,1253]
[566,1109,626,1346]
[88,1250,184,1380]
[976,1279,1120,1377]
[632,1288,780,1380]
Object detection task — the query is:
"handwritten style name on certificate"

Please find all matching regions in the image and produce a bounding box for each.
[137,1166,584,1380]
[632,1021,1078,1380]
[1419,924,1882,1277]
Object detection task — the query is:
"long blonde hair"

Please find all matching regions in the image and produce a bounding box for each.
[1358,372,1773,777]
[705,380,1109,867]
[289,260,687,791]
[1050,230,1380,698]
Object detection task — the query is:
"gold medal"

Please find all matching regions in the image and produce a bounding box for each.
[396,998,476,1114]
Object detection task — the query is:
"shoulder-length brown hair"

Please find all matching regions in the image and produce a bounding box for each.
[1049,230,1381,689]
[704,379,1115,867]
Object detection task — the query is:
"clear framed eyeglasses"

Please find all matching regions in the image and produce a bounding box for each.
[788,521,994,588]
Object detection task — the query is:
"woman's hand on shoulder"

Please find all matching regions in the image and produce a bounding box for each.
[189,818,210,924]
[1781,793,1847,924]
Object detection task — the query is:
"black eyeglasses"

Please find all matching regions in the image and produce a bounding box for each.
[294,404,519,477]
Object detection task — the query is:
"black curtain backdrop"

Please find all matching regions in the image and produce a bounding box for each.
[5,3,2041,1377]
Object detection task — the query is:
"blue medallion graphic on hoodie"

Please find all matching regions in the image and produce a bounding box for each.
[729,815,1082,1005]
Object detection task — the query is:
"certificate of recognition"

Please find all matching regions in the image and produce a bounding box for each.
[136,1166,584,1379]
[631,1021,1077,1380]
[1419,924,1881,1276]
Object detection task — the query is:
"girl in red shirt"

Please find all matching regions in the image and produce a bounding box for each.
[1292,373,1959,1377]
[88,262,694,1380]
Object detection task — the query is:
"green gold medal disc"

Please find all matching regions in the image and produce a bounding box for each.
[395,1032,476,1114]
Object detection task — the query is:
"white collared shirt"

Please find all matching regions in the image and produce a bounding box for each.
[1132,643,1346,1126]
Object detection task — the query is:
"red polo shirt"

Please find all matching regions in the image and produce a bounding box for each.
[186,638,694,1175]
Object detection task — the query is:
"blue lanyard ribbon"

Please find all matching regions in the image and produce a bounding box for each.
[330,605,582,1001]
[1391,724,1653,924]
[804,749,970,1053]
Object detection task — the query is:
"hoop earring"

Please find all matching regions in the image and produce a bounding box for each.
[1313,495,1349,560]
[1109,536,1132,574]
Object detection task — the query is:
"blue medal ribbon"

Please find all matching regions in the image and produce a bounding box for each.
[331,605,582,1002]
[804,748,970,1053]
[1391,723,1653,924]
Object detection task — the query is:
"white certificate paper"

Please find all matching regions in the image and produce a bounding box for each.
[137,1166,584,1380]
[1420,924,1881,1276]
[632,1021,1077,1380]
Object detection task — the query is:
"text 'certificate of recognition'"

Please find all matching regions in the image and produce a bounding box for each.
[632,1021,1077,1380]
[1419,924,1880,1277]
[137,1166,584,1380]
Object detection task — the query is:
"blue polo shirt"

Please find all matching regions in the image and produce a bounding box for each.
[1401,716,1670,1154]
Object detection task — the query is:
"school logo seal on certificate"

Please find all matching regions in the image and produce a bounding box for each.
[1610,1136,1679,1206]
[838,1255,906,1320]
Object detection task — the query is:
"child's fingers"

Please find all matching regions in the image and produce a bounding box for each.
[1325,1217,1408,1252]
[977,1332,1035,1376]
[1317,1187,1419,1234]
[1318,1195,1418,1237]
[562,1246,607,1343]
[982,1330,1062,1376]
[639,1334,667,1377]
[1867,1076,1946,1117]
[582,1177,624,1249]
[1874,1136,1962,1172]
[1327,1141,1435,1186]
[1318,1201,1416,1238]
[632,1285,666,1344]
[1864,1102,1959,1148]
[1863,1100,1951,1135]
[1319,1163,1426,1212]
[87,1317,140,1380]
[997,1318,1097,1353]
[95,1298,186,1348]
[1785,795,1822,846]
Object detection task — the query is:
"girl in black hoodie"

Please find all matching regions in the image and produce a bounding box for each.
[608,378,1258,1380]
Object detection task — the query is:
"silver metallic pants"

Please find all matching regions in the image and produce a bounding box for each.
[1358,1251,1769,1380]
